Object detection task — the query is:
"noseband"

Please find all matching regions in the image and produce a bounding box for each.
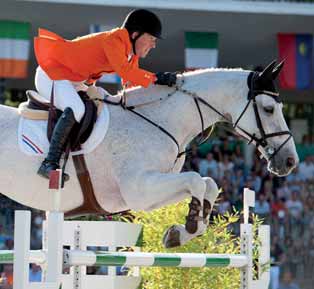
[119,71,292,162]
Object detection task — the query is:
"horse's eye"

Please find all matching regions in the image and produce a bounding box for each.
[264,106,274,114]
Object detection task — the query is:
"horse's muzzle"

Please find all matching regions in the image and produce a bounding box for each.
[268,154,298,177]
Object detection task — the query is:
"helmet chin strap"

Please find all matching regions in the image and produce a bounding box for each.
[131,31,144,55]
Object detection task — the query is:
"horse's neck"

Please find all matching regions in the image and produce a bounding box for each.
[166,70,249,147]
[200,70,250,125]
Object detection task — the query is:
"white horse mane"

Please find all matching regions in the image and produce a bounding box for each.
[181,67,245,76]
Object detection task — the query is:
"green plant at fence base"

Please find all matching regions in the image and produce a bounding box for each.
[68,197,267,289]
[132,200,241,289]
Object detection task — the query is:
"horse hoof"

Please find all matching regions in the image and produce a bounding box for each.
[162,225,181,248]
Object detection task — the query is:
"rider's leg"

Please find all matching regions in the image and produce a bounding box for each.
[37,107,76,180]
[35,66,85,180]
[34,66,85,122]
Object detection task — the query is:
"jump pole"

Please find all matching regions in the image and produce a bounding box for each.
[12,169,64,289]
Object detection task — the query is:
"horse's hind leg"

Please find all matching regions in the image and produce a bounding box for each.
[127,171,216,248]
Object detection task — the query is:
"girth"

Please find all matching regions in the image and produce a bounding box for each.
[65,153,110,217]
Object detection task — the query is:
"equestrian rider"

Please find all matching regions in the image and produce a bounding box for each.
[34,9,177,181]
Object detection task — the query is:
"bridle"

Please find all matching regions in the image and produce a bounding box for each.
[112,71,292,162]
[232,71,292,160]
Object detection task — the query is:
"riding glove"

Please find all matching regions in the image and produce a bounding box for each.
[155,72,177,87]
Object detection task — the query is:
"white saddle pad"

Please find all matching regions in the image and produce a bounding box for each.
[18,104,110,157]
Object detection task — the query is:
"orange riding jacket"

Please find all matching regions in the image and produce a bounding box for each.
[34,28,157,87]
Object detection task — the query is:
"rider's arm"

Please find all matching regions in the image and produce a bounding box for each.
[102,34,156,88]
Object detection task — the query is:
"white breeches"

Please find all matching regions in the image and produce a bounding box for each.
[34,66,86,122]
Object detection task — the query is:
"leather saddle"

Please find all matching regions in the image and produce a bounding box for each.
[20,90,97,148]
[19,90,112,218]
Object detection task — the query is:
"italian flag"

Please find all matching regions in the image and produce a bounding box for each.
[0,21,30,78]
[185,32,218,69]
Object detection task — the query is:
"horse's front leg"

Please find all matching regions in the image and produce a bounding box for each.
[130,171,216,248]
[185,177,218,234]
[161,176,220,248]
[197,177,220,233]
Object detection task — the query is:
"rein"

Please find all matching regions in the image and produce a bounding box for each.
[118,82,215,159]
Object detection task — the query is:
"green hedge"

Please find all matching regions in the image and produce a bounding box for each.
[133,200,248,289]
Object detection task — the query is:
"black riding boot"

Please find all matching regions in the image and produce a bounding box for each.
[37,107,77,181]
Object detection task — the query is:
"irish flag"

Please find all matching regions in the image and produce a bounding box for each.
[185,32,218,69]
[0,20,30,78]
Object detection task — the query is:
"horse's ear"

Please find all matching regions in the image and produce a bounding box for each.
[258,60,277,80]
[271,60,284,80]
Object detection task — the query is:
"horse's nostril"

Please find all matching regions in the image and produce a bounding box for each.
[286,157,295,168]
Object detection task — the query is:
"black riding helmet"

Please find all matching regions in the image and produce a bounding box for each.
[122,9,162,54]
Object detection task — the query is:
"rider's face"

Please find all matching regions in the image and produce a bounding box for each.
[132,32,157,58]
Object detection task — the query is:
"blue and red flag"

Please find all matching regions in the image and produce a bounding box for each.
[277,33,313,90]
